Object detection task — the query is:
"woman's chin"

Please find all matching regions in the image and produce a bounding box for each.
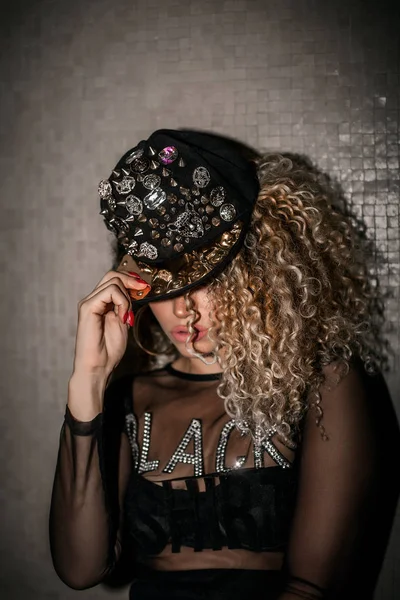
[174,339,216,357]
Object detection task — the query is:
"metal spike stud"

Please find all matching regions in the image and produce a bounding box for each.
[150,160,159,170]
[178,157,186,167]
[122,168,130,176]
[170,178,178,187]
[148,146,157,156]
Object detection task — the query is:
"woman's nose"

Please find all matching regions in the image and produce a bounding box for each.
[173,295,191,318]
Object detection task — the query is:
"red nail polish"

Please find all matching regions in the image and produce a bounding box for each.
[122,311,129,324]
[127,271,147,285]
[127,311,135,327]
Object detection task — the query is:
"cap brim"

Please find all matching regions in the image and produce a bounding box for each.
[116,220,245,306]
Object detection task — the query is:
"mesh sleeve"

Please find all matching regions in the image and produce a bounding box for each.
[280,358,381,599]
[49,376,133,590]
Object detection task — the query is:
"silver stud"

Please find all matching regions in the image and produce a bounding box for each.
[125,148,144,164]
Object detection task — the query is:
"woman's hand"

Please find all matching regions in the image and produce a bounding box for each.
[71,270,150,382]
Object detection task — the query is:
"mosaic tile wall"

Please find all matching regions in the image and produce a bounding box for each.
[0,0,398,598]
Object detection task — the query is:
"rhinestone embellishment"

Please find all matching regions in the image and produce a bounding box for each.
[163,419,204,477]
[253,425,292,469]
[138,412,160,474]
[130,156,150,173]
[98,180,112,198]
[216,420,247,473]
[210,186,226,207]
[143,174,161,190]
[144,189,167,210]
[220,203,236,221]
[125,148,144,164]
[114,176,136,195]
[125,413,139,470]
[193,166,211,188]
[125,195,143,215]
[137,241,158,260]
[168,202,204,239]
[158,146,178,165]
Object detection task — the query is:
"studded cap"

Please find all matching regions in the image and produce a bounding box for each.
[98,129,260,304]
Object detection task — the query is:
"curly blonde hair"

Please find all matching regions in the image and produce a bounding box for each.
[113,152,392,446]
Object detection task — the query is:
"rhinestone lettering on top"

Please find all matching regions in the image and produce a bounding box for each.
[168,202,205,239]
[138,241,158,260]
[125,195,143,215]
[220,203,236,221]
[125,413,140,470]
[216,420,247,473]
[210,186,226,207]
[138,412,160,474]
[158,146,178,165]
[125,148,144,164]
[143,174,161,190]
[253,425,292,469]
[114,176,136,195]
[144,189,167,210]
[193,166,211,188]
[163,419,204,477]
[98,180,112,199]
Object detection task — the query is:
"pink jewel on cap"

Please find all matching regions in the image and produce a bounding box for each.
[158,146,178,165]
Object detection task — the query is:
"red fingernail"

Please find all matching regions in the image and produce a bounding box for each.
[122,311,129,324]
[127,311,135,327]
[127,271,147,285]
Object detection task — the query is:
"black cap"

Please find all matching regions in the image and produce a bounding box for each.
[98,129,260,304]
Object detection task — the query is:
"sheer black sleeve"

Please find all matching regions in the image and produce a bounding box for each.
[280,358,381,600]
[49,375,133,590]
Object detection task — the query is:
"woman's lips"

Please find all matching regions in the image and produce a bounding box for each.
[170,326,208,343]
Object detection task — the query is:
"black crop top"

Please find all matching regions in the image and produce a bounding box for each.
[49,359,380,598]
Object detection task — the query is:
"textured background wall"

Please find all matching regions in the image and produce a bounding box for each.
[0,0,399,598]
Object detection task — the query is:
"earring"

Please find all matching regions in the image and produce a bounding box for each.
[132,306,159,356]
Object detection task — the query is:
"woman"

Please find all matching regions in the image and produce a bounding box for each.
[49,129,385,599]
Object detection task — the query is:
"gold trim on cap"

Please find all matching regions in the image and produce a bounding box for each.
[117,221,243,300]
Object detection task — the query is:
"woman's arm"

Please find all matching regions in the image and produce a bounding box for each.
[49,374,133,590]
[278,358,380,599]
